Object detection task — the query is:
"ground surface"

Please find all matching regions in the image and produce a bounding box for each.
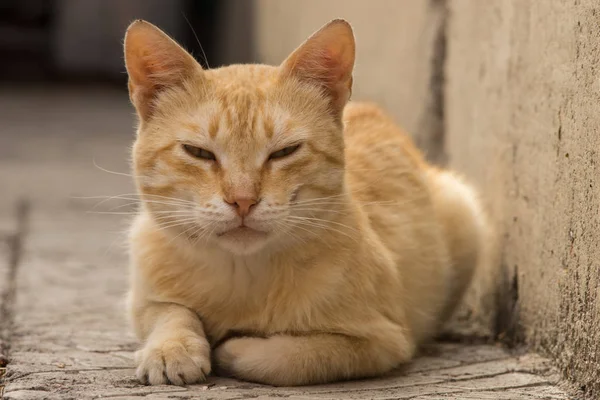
[0,87,575,399]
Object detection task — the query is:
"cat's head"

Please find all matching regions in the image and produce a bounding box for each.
[124,19,355,255]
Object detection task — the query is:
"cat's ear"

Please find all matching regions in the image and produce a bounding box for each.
[280,19,355,115]
[124,20,201,120]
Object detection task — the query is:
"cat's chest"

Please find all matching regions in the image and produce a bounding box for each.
[155,258,346,344]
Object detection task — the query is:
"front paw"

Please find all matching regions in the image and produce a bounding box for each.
[136,332,211,385]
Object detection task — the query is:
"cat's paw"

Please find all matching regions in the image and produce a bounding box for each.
[213,336,268,382]
[135,333,211,385]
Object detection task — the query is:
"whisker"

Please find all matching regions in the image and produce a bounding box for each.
[86,209,197,216]
[287,215,359,233]
[192,222,213,245]
[73,194,197,210]
[289,200,406,215]
[291,194,348,206]
[202,221,220,243]
[118,200,196,210]
[290,197,426,209]
[152,217,200,232]
[272,220,309,247]
[287,218,359,243]
[291,219,356,239]
[288,207,347,215]
[92,158,140,179]
[86,211,139,215]
[85,199,194,212]
[294,221,355,243]
[74,193,196,205]
[102,201,199,213]
[293,171,417,206]
[291,179,384,205]
[182,13,210,69]
[282,220,322,241]
[166,220,203,246]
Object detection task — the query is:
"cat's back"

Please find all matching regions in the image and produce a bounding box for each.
[342,102,452,339]
[342,102,429,204]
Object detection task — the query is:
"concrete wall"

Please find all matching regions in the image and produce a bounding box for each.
[446,1,600,396]
[254,0,600,397]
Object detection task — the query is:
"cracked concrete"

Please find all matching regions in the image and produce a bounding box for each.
[0,87,577,399]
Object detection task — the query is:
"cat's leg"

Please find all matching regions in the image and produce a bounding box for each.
[130,299,211,385]
[213,328,415,386]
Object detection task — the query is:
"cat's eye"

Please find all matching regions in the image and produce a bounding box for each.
[269,144,301,160]
[183,144,216,161]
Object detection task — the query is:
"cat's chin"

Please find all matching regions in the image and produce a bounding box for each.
[214,227,271,255]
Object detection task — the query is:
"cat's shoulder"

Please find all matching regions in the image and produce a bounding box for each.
[342,101,424,166]
[343,101,389,124]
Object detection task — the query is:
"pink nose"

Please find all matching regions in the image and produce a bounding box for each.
[225,197,258,217]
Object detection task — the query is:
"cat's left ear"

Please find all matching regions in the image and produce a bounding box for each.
[280,19,355,115]
[124,20,202,121]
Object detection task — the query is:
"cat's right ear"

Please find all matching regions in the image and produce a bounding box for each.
[124,20,201,121]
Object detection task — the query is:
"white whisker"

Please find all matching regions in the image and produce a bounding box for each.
[287,218,359,243]
[92,158,140,178]
[287,215,359,233]
[153,217,199,232]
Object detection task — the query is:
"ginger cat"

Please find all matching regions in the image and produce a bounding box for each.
[124,19,491,386]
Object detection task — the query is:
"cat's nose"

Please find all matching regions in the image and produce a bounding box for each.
[225,197,259,218]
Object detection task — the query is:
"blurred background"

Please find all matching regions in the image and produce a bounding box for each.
[0,0,253,82]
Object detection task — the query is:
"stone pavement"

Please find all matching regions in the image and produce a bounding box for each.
[0,87,576,399]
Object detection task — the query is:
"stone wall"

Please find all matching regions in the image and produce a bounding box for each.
[253,0,600,397]
[446,1,600,396]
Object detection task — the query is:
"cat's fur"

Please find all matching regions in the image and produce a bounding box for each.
[124,19,492,386]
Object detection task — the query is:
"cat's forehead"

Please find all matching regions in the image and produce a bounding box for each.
[176,92,297,150]
[195,97,292,142]
[207,64,279,90]
[170,64,313,149]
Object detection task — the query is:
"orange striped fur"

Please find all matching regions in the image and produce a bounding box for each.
[124,19,493,386]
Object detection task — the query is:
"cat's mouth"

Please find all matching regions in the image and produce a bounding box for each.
[216,225,267,238]
[214,224,271,254]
